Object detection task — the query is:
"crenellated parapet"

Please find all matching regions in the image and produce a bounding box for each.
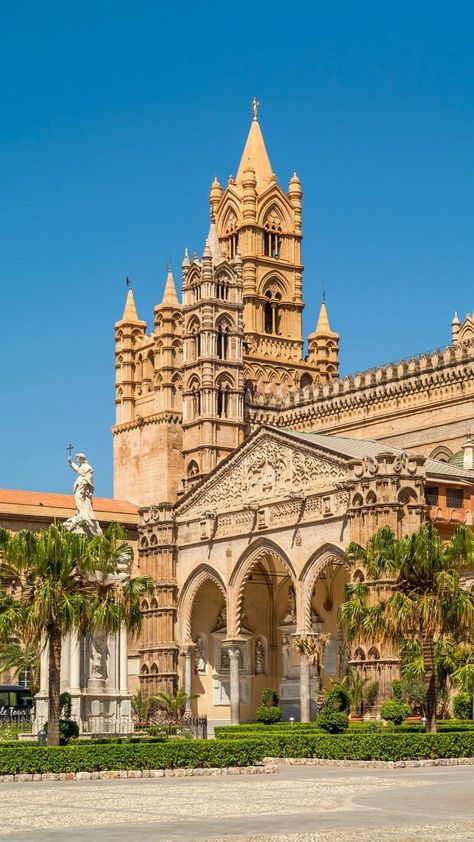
[246,338,474,457]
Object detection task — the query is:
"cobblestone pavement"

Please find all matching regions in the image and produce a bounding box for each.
[0,765,473,841]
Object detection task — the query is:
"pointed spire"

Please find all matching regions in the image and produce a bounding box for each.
[121,286,140,322]
[236,100,273,190]
[452,311,460,325]
[161,268,179,307]
[206,220,225,265]
[182,247,191,268]
[315,301,331,335]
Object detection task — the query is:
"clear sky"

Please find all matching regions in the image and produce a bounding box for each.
[1,1,473,497]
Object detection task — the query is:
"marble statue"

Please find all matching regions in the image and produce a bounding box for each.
[65,453,102,536]
[214,605,227,631]
[90,632,107,680]
[255,639,265,675]
[195,638,206,674]
[282,585,297,625]
[282,635,290,678]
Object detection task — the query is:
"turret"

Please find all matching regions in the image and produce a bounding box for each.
[114,282,146,425]
[209,176,222,219]
[307,299,340,382]
[154,270,183,415]
[288,171,302,234]
[452,311,461,344]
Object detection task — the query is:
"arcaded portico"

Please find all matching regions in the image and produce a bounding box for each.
[134,425,474,726]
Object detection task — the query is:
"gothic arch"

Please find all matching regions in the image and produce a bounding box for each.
[178,565,227,642]
[258,271,289,299]
[218,199,241,236]
[300,543,349,632]
[429,445,453,463]
[257,192,293,231]
[230,539,296,635]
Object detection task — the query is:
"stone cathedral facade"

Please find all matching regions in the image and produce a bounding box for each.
[108,104,474,726]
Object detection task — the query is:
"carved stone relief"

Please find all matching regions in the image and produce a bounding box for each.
[178,435,347,518]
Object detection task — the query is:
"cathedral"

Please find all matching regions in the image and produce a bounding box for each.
[3,102,474,729]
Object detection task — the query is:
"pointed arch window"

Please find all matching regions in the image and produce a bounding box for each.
[228,234,239,259]
[216,320,231,360]
[264,289,282,335]
[217,276,229,300]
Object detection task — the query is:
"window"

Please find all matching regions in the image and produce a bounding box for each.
[217,278,229,299]
[264,301,273,334]
[264,231,281,258]
[217,325,229,360]
[263,288,282,335]
[425,486,439,506]
[19,668,32,689]
[228,234,239,259]
[447,487,464,508]
[217,386,229,418]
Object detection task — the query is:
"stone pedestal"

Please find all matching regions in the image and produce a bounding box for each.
[34,625,132,735]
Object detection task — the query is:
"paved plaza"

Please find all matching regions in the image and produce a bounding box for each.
[0,765,473,841]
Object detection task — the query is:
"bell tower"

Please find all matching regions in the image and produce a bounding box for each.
[181,224,245,487]
[214,100,305,387]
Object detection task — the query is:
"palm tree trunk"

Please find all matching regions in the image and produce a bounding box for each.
[422,635,436,733]
[47,627,62,746]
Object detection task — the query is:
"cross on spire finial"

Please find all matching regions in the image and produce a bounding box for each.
[252,96,259,121]
[126,276,131,290]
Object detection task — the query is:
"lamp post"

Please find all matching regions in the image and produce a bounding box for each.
[37,727,47,746]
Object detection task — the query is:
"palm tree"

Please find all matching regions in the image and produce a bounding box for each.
[340,523,474,732]
[0,522,154,745]
[153,687,196,721]
[131,690,157,726]
[0,639,39,694]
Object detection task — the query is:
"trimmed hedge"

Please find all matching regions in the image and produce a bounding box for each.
[0,732,473,774]
[215,721,474,740]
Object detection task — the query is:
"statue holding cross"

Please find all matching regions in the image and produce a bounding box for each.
[64,449,102,536]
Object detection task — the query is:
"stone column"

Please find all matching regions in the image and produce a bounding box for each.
[69,632,81,691]
[39,638,49,695]
[228,646,241,725]
[119,626,128,693]
[300,653,310,723]
[184,650,193,714]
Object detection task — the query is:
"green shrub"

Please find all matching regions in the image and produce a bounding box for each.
[317,710,349,734]
[323,687,350,713]
[380,700,410,726]
[0,732,473,774]
[391,680,403,701]
[261,688,279,707]
[255,705,282,725]
[453,693,473,721]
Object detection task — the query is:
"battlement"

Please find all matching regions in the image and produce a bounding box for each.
[246,339,474,452]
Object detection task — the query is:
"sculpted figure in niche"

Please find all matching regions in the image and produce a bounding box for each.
[282,585,297,625]
[255,640,265,675]
[281,635,290,678]
[90,632,108,679]
[195,638,206,674]
[214,606,227,631]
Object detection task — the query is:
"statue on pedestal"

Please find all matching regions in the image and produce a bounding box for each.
[65,452,102,536]
[195,638,206,674]
[255,639,265,675]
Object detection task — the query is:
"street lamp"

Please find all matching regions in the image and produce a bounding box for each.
[289,717,295,726]
[37,727,47,746]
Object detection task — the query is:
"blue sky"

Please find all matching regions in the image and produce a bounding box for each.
[1,1,473,497]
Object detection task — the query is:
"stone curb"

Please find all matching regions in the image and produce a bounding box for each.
[263,756,474,768]
[0,765,279,783]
